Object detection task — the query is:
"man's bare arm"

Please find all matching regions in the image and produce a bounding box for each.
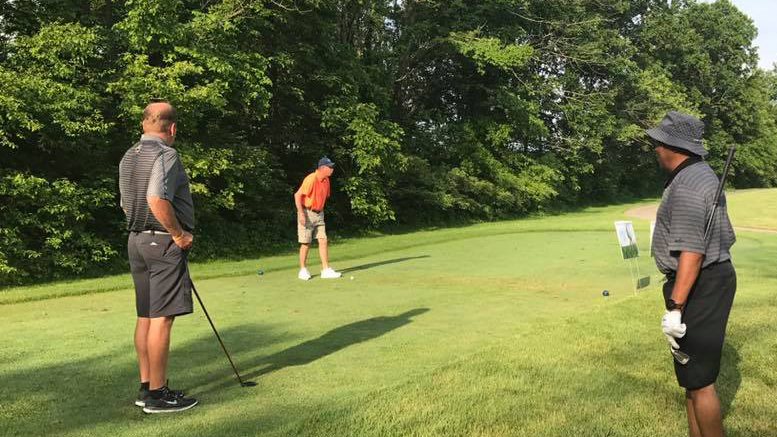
[671,251,703,305]
[294,192,306,226]
[148,196,192,249]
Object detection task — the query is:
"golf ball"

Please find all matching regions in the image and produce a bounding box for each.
[350,276,354,280]
[602,290,609,297]
[257,269,264,275]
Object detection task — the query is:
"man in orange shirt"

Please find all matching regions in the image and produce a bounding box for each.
[294,157,342,280]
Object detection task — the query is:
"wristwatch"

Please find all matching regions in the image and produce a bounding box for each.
[666,298,684,311]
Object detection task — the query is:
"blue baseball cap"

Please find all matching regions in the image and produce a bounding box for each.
[318,156,335,168]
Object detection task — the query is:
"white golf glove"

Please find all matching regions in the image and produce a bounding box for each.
[661,310,686,350]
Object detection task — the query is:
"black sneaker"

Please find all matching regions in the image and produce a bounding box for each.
[142,386,197,413]
[136,388,151,407]
[135,382,185,407]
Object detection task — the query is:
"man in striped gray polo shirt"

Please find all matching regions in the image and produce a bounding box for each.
[119,101,198,413]
[648,111,736,437]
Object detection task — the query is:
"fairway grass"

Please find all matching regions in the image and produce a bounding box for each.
[728,188,777,230]
[1,192,776,437]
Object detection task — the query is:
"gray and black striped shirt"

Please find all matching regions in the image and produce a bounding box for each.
[652,160,735,274]
[119,135,195,232]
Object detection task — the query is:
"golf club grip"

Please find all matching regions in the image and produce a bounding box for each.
[704,146,737,242]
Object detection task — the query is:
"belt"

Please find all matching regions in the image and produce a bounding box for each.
[133,230,170,235]
[306,208,323,214]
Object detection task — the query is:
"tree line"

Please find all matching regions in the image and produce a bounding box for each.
[1,0,776,285]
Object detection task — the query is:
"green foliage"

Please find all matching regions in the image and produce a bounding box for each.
[0,23,109,149]
[0,173,117,283]
[115,0,185,51]
[323,102,406,225]
[2,0,776,285]
[449,31,534,74]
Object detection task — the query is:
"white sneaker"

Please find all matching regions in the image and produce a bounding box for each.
[298,268,311,280]
[320,268,342,279]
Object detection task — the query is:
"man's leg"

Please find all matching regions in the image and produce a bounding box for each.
[147,316,175,390]
[687,384,724,437]
[686,390,702,437]
[299,243,310,269]
[135,317,151,384]
[318,238,329,270]
[129,232,152,387]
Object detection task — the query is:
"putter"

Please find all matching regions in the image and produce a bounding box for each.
[671,145,736,365]
[187,259,256,387]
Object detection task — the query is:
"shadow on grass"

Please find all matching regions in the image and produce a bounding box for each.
[340,256,430,274]
[194,308,430,395]
[718,342,742,419]
[1,316,747,437]
[251,308,429,377]
[199,327,744,437]
[1,322,289,437]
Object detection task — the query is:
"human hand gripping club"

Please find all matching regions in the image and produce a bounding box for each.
[662,251,700,365]
[662,310,689,364]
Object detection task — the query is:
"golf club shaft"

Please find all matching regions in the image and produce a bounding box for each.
[190,280,248,386]
[704,146,737,242]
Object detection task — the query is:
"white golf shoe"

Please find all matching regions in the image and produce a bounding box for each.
[298,268,311,280]
[320,268,342,279]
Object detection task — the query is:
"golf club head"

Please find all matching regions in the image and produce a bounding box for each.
[670,348,690,365]
[241,381,257,387]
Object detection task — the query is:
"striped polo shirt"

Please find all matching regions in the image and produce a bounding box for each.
[119,135,195,232]
[651,159,735,274]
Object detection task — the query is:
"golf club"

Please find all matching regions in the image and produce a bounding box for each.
[187,261,256,387]
[704,146,737,242]
[670,347,690,365]
[671,145,736,365]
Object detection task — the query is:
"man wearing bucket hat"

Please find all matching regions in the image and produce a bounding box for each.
[294,157,342,280]
[648,111,736,437]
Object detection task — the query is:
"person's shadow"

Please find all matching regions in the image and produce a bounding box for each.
[718,341,742,418]
[244,308,429,379]
[340,256,430,274]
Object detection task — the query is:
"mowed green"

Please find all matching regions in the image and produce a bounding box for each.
[2,191,776,437]
[728,188,777,230]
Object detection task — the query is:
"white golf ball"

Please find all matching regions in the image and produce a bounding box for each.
[350,276,354,280]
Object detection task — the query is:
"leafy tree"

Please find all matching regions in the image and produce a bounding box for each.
[1,0,775,285]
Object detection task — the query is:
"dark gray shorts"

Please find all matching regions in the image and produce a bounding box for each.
[128,231,193,318]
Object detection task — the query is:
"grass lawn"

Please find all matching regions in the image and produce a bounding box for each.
[728,188,777,229]
[1,192,776,437]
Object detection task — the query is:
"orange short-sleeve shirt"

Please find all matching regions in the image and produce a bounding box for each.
[296,171,330,210]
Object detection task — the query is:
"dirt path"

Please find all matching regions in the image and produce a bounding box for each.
[624,204,658,221]
[624,205,777,235]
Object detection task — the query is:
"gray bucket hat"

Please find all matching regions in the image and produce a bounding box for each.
[645,111,707,157]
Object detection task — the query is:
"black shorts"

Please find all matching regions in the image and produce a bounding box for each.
[128,231,193,318]
[663,261,736,390]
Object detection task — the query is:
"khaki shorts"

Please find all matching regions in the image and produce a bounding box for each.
[298,209,327,244]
